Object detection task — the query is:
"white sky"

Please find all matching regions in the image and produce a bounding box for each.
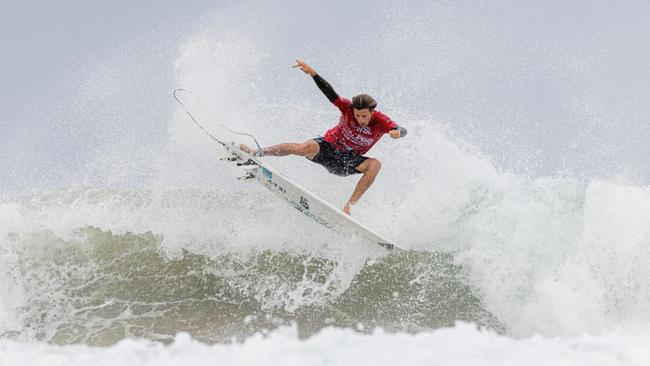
[1,0,213,117]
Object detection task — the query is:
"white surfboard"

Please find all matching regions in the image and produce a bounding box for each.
[223,142,401,250]
[173,88,402,251]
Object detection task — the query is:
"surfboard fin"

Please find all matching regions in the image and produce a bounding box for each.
[221,156,239,162]
[220,152,239,162]
[237,170,257,182]
[236,159,257,166]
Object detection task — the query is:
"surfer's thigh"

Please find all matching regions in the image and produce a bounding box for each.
[297,139,320,160]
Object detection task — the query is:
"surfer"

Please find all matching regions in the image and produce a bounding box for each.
[240,60,407,215]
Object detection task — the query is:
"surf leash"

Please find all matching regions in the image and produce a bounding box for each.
[173,88,262,149]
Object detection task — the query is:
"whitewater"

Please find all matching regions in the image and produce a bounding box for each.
[2,1,650,365]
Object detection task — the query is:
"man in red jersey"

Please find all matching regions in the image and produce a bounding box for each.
[240,60,407,215]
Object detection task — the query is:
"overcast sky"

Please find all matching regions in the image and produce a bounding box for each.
[1,1,213,117]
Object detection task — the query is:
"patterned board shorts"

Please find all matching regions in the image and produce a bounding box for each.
[309,137,368,177]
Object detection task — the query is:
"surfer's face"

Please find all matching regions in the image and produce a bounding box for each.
[353,108,372,127]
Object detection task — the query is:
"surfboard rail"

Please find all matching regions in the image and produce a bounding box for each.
[223,142,402,251]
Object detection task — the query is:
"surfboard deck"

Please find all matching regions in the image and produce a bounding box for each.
[222,142,402,251]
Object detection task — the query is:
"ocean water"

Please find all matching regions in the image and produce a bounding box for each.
[3,1,650,364]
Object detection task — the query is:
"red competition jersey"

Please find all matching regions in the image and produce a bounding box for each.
[323,97,398,155]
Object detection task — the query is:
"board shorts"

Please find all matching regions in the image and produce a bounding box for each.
[309,137,368,176]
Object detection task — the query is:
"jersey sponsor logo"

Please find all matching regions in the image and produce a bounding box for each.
[341,127,374,146]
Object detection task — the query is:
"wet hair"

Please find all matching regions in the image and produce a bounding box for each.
[352,94,377,111]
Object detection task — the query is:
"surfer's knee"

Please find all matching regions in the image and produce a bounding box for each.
[360,158,382,174]
[369,158,382,173]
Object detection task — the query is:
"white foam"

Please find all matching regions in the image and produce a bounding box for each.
[1,323,649,366]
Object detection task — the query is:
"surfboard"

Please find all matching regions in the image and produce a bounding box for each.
[173,88,402,251]
[223,142,401,250]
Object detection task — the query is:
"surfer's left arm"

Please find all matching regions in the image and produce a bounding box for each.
[377,112,407,139]
[389,126,407,139]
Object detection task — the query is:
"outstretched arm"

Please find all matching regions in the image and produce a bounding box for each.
[293,59,339,103]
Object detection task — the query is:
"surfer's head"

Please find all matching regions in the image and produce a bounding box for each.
[352,94,377,127]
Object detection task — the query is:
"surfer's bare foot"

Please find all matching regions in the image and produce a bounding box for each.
[343,202,353,215]
[239,144,257,155]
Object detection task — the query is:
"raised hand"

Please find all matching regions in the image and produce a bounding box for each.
[292,59,317,76]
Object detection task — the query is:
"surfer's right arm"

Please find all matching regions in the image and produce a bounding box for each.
[293,59,339,103]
